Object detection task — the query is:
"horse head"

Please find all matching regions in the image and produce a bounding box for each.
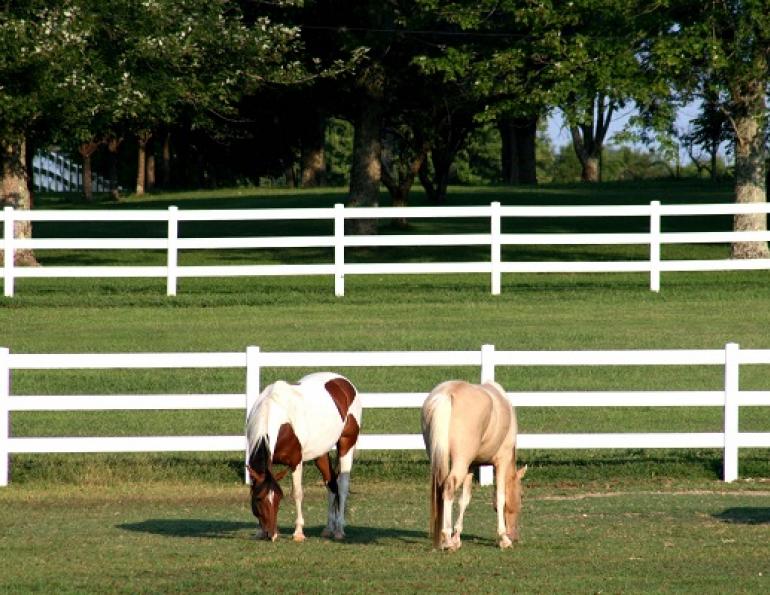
[247,465,288,540]
[504,464,528,542]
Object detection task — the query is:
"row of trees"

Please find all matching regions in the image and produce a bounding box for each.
[2,1,768,259]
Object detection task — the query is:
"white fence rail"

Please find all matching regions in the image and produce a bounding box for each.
[2,343,770,486]
[3,201,770,297]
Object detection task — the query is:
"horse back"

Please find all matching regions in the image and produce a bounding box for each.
[445,381,515,465]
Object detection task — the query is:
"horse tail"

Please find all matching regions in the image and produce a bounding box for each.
[422,389,452,548]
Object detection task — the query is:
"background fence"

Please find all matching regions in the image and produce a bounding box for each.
[2,343,769,486]
[32,151,110,193]
[3,201,770,297]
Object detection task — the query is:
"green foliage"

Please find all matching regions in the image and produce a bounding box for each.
[452,123,501,185]
[323,117,353,186]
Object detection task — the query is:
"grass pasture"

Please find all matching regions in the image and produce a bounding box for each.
[1,481,769,593]
[2,180,770,591]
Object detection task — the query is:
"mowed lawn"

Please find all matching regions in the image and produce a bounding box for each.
[1,480,769,593]
[1,180,770,591]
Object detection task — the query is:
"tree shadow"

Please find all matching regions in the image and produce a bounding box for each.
[117,519,495,547]
[713,508,770,525]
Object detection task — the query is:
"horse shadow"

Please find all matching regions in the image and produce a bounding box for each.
[713,507,770,525]
[117,519,494,546]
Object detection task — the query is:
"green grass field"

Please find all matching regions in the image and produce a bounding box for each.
[2,180,770,592]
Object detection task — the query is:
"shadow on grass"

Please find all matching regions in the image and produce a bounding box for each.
[713,508,770,525]
[117,519,493,546]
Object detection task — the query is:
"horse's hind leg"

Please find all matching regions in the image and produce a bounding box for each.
[314,454,338,539]
[332,445,356,539]
[291,463,305,542]
[451,472,473,549]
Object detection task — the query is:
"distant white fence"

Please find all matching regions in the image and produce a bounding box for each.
[32,151,110,193]
[2,201,770,297]
[2,343,769,486]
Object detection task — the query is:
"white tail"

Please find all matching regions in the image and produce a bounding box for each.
[421,389,453,546]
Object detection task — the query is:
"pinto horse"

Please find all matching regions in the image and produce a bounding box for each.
[421,380,527,551]
[245,372,362,542]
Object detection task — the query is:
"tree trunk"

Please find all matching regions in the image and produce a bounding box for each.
[347,71,384,235]
[499,116,538,184]
[301,115,326,188]
[1,135,38,266]
[730,90,769,259]
[78,140,100,202]
[569,95,614,183]
[381,146,426,228]
[581,156,600,182]
[135,130,151,196]
[106,136,122,200]
[146,138,156,192]
[162,132,172,188]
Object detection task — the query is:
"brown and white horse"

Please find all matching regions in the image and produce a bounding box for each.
[421,380,527,551]
[245,372,362,542]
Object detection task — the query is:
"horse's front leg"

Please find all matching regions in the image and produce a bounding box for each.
[451,472,473,549]
[291,463,305,542]
[494,463,512,549]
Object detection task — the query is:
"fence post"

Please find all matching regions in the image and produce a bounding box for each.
[166,206,178,296]
[3,207,14,298]
[723,342,740,482]
[334,203,345,297]
[490,202,502,295]
[649,200,661,292]
[479,344,496,485]
[0,347,9,486]
[244,345,261,484]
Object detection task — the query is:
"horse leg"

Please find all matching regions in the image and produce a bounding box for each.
[439,472,464,551]
[314,454,338,539]
[450,472,473,549]
[332,446,356,540]
[495,463,512,549]
[291,463,305,542]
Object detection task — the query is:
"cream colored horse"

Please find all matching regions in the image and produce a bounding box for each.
[421,380,527,550]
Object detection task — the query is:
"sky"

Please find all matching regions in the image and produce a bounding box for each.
[546,102,725,164]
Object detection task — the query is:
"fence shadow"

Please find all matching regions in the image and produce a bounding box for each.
[713,508,770,525]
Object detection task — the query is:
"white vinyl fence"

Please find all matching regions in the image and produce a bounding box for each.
[2,343,769,486]
[32,151,110,193]
[3,201,770,297]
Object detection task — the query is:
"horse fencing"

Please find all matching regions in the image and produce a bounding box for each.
[2,343,769,487]
[4,201,770,297]
[31,151,111,194]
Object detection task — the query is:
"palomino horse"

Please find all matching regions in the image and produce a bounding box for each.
[421,380,527,550]
[245,372,362,542]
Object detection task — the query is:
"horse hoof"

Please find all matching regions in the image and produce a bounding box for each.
[321,528,333,538]
[498,535,513,549]
[333,531,345,540]
[270,533,280,542]
[293,532,306,543]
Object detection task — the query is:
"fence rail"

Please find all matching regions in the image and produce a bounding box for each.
[2,343,770,486]
[3,201,770,297]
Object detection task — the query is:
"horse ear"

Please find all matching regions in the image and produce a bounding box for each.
[273,468,289,482]
[516,465,528,480]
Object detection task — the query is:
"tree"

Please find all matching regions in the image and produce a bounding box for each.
[0,1,86,264]
[647,1,770,258]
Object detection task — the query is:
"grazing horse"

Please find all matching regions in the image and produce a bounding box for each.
[245,372,362,542]
[421,380,527,551]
